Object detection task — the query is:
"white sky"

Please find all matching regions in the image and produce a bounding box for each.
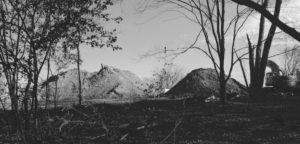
[78,0,300,83]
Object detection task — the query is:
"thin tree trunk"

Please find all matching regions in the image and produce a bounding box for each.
[10,88,17,111]
[0,97,6,111]
[238,58,249,88]
[33,67,38,114]
[32,74,38,129]
[76,44,82,105]
[23,78,31,130]
[54,79,58,108]
[45,55,50,109]
[31,48,39,139]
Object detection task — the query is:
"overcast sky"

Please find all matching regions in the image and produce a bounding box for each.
[78,0,300,82]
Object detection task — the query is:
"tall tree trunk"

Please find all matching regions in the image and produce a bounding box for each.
[220,0,226,104]
[76,44,82,105]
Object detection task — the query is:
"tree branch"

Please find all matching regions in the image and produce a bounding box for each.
[231,0,300,42]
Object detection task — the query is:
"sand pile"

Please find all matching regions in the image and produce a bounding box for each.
[166,68,247,99]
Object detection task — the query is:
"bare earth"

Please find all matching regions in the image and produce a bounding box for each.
[1,94,300,144]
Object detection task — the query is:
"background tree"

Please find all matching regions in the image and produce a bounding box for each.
[144,63,185,97]
[282,46,300,76]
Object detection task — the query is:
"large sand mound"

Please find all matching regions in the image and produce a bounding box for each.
[41,66,144,102]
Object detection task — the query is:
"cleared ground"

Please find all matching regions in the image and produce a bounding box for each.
[1,94,300,144]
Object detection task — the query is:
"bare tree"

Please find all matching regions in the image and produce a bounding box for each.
[140,0,252,103]
[241,0,281,99]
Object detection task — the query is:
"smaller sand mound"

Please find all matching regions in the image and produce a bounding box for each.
[166,68,247,99]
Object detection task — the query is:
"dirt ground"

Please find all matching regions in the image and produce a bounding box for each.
[1,94,300,144]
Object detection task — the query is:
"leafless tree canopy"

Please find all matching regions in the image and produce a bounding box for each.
[139,0,253,103]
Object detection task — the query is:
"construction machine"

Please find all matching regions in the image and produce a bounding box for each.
[265,60,300,91]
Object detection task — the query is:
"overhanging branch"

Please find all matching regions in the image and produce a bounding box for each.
[231,0,300,42]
